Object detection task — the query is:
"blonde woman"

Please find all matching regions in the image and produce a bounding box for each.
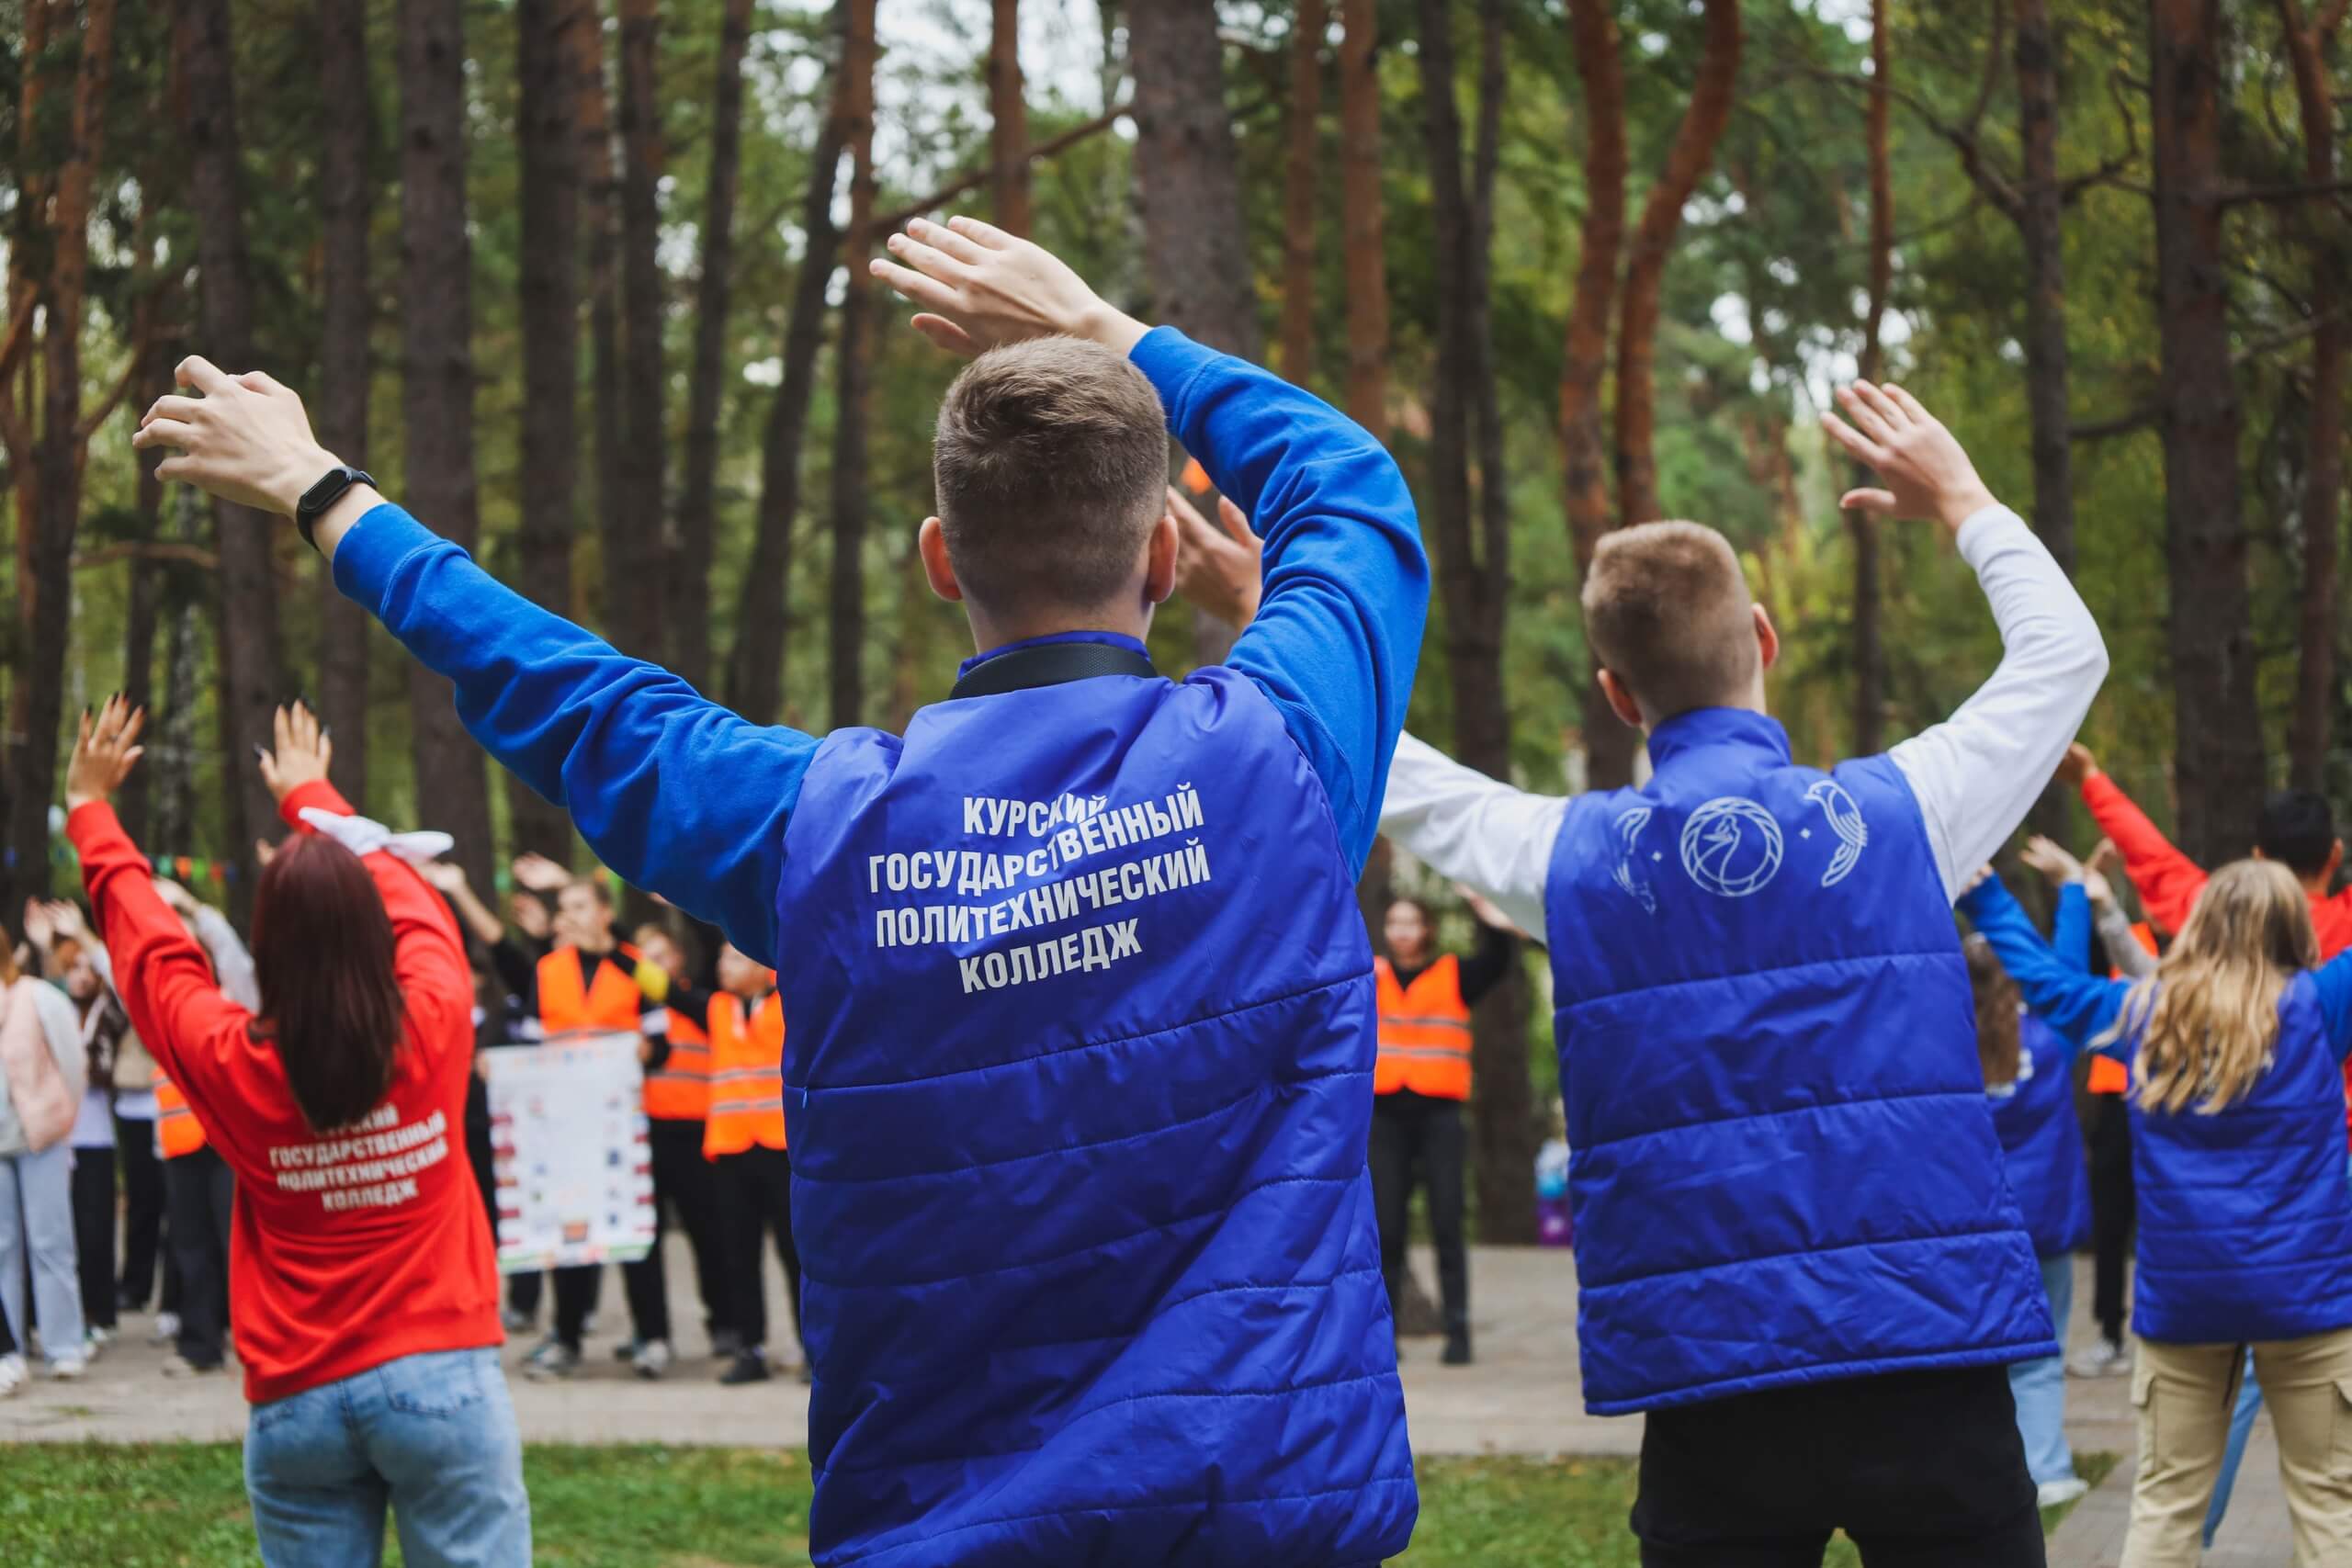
[1970,858,2352,1567]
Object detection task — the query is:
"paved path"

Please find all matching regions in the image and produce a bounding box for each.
[2,1247,2293,1559]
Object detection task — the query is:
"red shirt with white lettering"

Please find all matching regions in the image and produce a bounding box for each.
[71,780,499,1404]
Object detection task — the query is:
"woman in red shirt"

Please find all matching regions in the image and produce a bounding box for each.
[65,698,527,1568]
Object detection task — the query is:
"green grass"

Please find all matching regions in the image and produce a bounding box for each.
[0,1443,2115,1567]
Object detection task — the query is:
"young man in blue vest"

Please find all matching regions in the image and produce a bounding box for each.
[1374,386,2109,1565]
[134,218,1425,1567]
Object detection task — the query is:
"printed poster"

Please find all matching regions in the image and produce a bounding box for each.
[484,1032,657,1273]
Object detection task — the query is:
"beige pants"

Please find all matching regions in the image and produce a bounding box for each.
[2121,1327,2352,1567]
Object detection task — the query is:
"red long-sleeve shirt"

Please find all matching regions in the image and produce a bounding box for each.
[71,779,499,1404]
[2081,768,2352,1137]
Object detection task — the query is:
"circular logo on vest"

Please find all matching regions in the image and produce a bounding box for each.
[1679,796,1784,897]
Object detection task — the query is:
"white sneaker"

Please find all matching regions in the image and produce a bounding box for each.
[49,1354,86,1382]
[632,1337,673,1381]
[151,1312,180,1345]
[2037,1476,2090,1508]
[2066,1338,2130,1378]
[84,1325,113,1357]
[0,1353,26,1397]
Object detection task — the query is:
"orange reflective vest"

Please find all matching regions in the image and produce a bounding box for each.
[537,943,643,1036]
[156,1072,207,1157]
[2087,921,2158,1097]
[703,992,787,1159]
[643,1004,712,1122]
[1373,954,1473,1101]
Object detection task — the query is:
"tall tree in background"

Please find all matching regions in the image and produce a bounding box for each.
[2015,0,2077,573]
[3,0,120,906]
[175,0,281,905]
[673,0,754,694]
[316,0,373,808]
[1128,0,1261,666]
[397,0,497,891]
[2147,0,2263,865]
[830,0,877,728]
[616,0,668,666]
[989,0,1030,234]
[119,347,174,849]
[727,96,844,726]
[2277,0,2346,790]
[1559,0,1631,787]
[1416,0,1535,1245]
[1339,0,1388,435]
[513,0,585,859]
[1847,0,1892,754]
[1279,0,1326,384]
[1611,0,1741,528]
[571,6,626,665]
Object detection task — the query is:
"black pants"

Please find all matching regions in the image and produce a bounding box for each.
[114,1112,164,1309]
[1632,1365,2045,1566]
[716,1145,799,1357]
[2086,1092,2133,1343]
[551,1264,605,1351]
[633,1118,728,1344]
[69,1145,117,1331]
[1369,1090,1468,1336]
[164,1146,233,1368]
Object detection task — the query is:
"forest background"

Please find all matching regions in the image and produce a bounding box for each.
[5,0,2347,1240]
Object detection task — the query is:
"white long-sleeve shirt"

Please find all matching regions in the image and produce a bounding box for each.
[1379,506,2109,936]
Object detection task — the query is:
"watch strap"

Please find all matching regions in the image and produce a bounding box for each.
[296,466,374,551]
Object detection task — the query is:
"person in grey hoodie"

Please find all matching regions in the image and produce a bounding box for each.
[0,941,91,1392]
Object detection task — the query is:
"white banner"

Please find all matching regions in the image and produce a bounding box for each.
[484,1032,657,1273]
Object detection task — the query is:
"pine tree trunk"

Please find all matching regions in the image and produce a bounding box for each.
[1279,0,1325,385]
[2147,0,2263,866]
[2014,0,2075,575]
[1338,0,1388,437]
[175,0,281,908]
[616,0,669,665]
[829,0,877,729]
[513,0,586,860]
[571,7,626,655]
[397,0,498,891]
[1559,0,1635,789]
[669,0,752,694]
[316,0,373,809]
[726,99,844,727]
[119,356,169,848]
[1846,0,1890,756]
[989,0,1031,235]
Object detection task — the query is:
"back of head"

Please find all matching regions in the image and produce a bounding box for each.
[2256,789,2336,879]
[252,834,405,1133]
[1581,522,1759,722]
[933,337,1170,616]
[1962,933,2021,1088]
[2126,858,2313,1114]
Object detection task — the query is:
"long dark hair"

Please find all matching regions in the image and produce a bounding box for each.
[250,834,405,1132]
[1963,933,2022,1089]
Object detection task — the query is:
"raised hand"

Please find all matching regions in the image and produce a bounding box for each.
[419,860,468,896]
[869,216,1148,359]
[21,898,53,953]
[1820,381,1999,533]
[2083,839,2124,909]
[511,852,573,895]
[257,702,334,806]
[38,899,85,944]
[1457,885,1525,939]
[2055,742,2098,789]
[1167,486,1264,630]
[2019,834,2085,887]
[130,356,344,517]
[1962,863,1997,897]
[65,696,146,812]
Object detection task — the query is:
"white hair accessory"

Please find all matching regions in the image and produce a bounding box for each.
[297,808,457,867]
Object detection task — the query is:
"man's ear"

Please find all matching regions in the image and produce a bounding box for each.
[1598,668,1645,730]
[1753,603,1780,672]
[1143,511,1178,607]
[919,517,962,603]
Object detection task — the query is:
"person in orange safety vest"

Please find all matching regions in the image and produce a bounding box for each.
[696,942,799,1387]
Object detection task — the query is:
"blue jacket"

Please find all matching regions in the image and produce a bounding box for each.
[1544,709,2055,1415]
[1972,894,2352,1345]
[333,328,1428,1564]
[1960,879,2093,1258]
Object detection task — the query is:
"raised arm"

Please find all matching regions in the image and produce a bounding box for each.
[2066,747,2209,937]
[2312,946,2352,1065]
[1957,872,2131,1052]
[1376,733,1565,939]
[131,358,811,962]
[1820,387,2108,900]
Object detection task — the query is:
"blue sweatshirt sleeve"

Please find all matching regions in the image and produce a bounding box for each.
[1958,875,2132,1053]
[332,504,814,961]
[2312,949,2352,1064]
[2051,883,2092,974]
[1128,328,1429,875]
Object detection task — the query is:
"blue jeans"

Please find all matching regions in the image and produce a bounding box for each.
[2007,1253,2077,1486]
[244,1346,530,1568]
[2201,1348,2263,1546]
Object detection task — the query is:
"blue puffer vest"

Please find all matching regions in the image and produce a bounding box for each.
[1544,708,2055,1414]
[775,661,1414,1567]
[1987,1015,2092,1258]
[2127,973,2352,1343]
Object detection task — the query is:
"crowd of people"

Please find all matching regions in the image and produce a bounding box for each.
[0,218,2337,1568]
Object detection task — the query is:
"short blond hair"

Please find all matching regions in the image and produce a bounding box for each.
[1581,522,1758,720]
